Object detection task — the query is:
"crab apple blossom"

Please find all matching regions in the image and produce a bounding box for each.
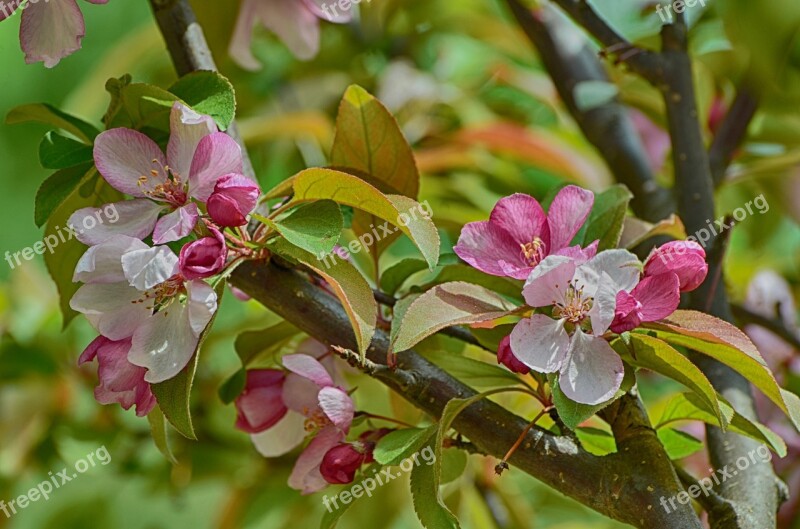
[78,335,156,417]
[229,0,352,70]
[69,235,218,383]
[454,186,597,280]
[609,273,681,333]
[511,250,641,405]
[643,240,708,292]
[179,227,228,280]
[240,354,354,494]
[234,369,288,433]
[70,102,247,245]
[206,174,261,227]
[497,335,530,374]
[0,0,108,68]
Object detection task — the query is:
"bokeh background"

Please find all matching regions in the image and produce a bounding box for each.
[0,1,798,528]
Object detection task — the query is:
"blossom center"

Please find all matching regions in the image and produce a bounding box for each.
[132,275,186,312]
[138,158,188,206]
[553,280,593,323]
[302,407,332,433]
[520,237,546,267]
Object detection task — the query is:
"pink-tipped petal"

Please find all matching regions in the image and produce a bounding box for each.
[68,199,165,246]
[644,241,708,292]
[166,103,217,178]
[632,272,681,322]
[152,203,200,244]
[121,246,179,291]
[73,236,149,284]
[235,369,288,433]
[70,282,151,340]
[94,129,167,197]
[255,0,321,61]
[282,354,334,387]
[546,185,594,251]
[228,0,262,70]
[188,133,244,202]
[20,0,85,67]
[288,427,345,494]
[510,315,570,373]
[251,411,307,457]
[521,255,576,307]
[318,386,354,430]
[559,329,624,405]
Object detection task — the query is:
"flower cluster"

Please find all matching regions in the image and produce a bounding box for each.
[73,102,261,414]
[456,188,709,405]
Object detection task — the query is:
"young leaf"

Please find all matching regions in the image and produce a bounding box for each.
[374,426,436,466]
[646,310,800,431]
[234,320,301,366]
[35,162,94,227]
[169,71,237,131]
[380,258,430,295]
[578,184,633,250]
[617,333,727,428]
[151,283,225,439]
[266,200,343,256]
[390,282,518,354]
[39,131,93,169]
[6,103,99,143]
[269,239,377,360]
[147,406,177,464]
[423,351,528,390]
[218,368,247,405]
[575,427,617,455]
[266,168,440,269]
[552,365,635,430]
[657,428,703,460]
[319,463,382,529]
[410,441,460,529]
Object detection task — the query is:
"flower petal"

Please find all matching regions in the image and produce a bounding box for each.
[68,199,165,246]
[152,203,200,244]
[510,315,570,373]
[74,235,148,284]
[93,129,167,198]
[128,301,199,383]
[454,220,532,279]
[546,185,594,251]
[559,329,624,405]
[577,249,641,296]
[288,427,345,494]
[235,370,288,433]
[644,241,708,292]
[522,255,576,307]
[318,386,354,430]
[166,102,217,178]
[0,0,22,22]
[301,0,353,23]
[631,272,680,321]
[188,133,244,202]
[20,0,85,67]
[250,410,307,457]
[186,280,217,335]
[255,0,320,61]
[70,282,150,340]
[121,246,179,291]
[489,193,550,254]
[282,354,334,387]
[228,0,261,70]
[587,271,621,335]
[282,372,322,413]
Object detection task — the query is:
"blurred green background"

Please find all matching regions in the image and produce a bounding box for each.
[0,0,799,528]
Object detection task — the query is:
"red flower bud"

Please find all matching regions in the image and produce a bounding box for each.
[207,174,261,227]
[320,443,367,485]
[497,335,530,374]
[179,227,227,280]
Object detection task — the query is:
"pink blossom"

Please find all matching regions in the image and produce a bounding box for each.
[207,174,261,227]
[179,227,228,280]
[610,273,681,333]
[454,187,597,280]
[0,0,108,68]
[510,250,641,404]
[243,354,354,494]
[70,102,248,245]
[497,335,530,374]
[643,241,708,292]
[78,335,155,417]
[70,236,218,383]
[229,0,352,70]
[235,369,288,433]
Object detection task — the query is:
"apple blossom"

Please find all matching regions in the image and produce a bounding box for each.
[206,174,261,227]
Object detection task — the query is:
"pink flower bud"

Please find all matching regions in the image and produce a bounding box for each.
[644,241,708,292]
[320,443,367,484]
[234,369,288,433]
[179,227,227,280]
[497,335,530,374]
[207,174,261,227]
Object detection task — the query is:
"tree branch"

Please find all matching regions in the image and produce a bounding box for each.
[709,84,758,188]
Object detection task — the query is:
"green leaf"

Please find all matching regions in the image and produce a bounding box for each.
[147,406,177,464]
[6,103,99,143]
[35,163,94,227]
[417,263,524,301]
[646,310,800,432]
[269,239,377,360]
[151,283,225,439]
[390,282,518,354]
[575,427,617,456]
[267,168,440,270]
[44,172,122,326]
[617,333,728,428]
[169,71,237,131]
[266,200,343,257]
[579,184,632,250]
[104,78,178,131]
[234,320,301,366]
[423,351,527,390]
[619,214,687,249]
[657,428,703,460]
[439,449,468,485]
[380,258,431,296]
[331,84,419,199]
[390,294,421,345]
[374,426,436,466]
[552,365,635,430]
[39,131,94,169]
[410,441,460,529]
[656,392,787,457]
[218,368,247,405]
[319,463,382,529]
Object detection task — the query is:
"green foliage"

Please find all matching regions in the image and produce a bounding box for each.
[34,162,94,227]
[169,71,237,131]
[577,184,633,250]
[6,103,99,143]
[38,131,93,169]
[261,200,343,256]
